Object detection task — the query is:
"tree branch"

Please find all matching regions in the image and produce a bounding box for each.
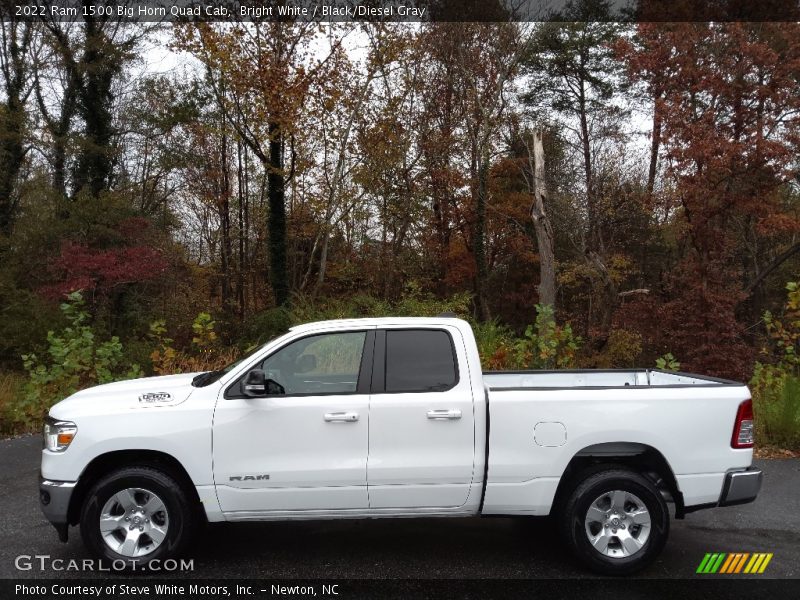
[744,242,800,297]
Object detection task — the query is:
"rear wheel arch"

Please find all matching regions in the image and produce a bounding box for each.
[551,442,684,518]
[559,467,670,574]
[68,450,203,526]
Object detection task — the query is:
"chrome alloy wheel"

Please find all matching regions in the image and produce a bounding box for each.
[584,490,651,558]
[99,488,169,557]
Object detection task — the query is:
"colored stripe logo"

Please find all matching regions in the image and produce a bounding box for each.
[696,553,773,574]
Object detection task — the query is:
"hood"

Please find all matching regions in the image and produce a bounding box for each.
[49,372,204,419]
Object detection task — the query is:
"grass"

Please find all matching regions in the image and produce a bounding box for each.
[752,373,800,450]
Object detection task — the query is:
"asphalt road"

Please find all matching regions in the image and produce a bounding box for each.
[1,435,798,580]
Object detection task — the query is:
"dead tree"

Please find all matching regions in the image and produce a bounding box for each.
[523,129,556,309]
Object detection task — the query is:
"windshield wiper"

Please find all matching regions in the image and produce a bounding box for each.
[191,370,225,387]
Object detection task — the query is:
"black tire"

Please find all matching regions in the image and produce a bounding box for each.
[559,468,669,575]
[79,466,196,568]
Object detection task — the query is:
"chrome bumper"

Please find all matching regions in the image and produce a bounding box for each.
[719,467,762,507]
[39,477,76,542]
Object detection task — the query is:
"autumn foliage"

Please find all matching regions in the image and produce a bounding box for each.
[615,23,800,378]
[0,17,799,394]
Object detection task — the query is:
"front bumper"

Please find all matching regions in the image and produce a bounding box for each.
[39,477,76,542]
[719,467,762,507]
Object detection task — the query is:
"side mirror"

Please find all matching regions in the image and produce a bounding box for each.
[242,369,286,397]
[265,378,285,395]
[242,369,266,397]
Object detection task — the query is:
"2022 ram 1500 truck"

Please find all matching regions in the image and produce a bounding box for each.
[40,317,762,574]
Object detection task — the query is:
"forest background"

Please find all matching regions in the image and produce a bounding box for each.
[0,3,798,448]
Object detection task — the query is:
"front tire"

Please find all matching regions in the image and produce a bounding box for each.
[80,466,196,568]
[559,468,669,575]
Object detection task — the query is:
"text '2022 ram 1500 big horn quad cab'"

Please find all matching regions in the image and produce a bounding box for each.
[39,317,762,574]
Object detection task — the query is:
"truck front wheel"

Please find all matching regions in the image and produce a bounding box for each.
[79,466,196,567]
[559,468,669,575]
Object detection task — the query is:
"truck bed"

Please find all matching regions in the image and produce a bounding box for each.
[479,368,751,516]
[483,369,742,389]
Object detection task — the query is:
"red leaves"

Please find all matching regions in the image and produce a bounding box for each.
[613,23,800,378]
[42,227,168,300]
[626,23,800,210]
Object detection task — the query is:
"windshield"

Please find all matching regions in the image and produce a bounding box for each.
[191,332,286,387]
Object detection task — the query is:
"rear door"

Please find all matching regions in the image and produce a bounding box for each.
[367,326,477,508]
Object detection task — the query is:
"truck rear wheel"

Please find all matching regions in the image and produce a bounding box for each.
[559,468,669,575]
[79,466,195,568]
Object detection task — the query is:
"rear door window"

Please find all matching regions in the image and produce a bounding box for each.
[385,329,458,393]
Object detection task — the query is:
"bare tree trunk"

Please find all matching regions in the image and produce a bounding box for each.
[219,130,233,316]
[236,140,245,319]
[578,86,595,252]
[315,232,330,293]
[0,20,33,236]
[381,196,389,297]
[588,251,618,335]
[34,70,76,205]
[267,121,289,307]
[528,130,556,309]
[744,241,800,297]
[473,145,491,322]
[646,90,662,199]
[243,143,251,314]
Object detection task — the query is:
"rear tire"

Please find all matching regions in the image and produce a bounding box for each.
[80,466,196,568]
[559,468,669,575]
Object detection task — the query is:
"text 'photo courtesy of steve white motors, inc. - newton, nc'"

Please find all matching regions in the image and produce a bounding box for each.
[13,2,429,20]
[13,583,338,597]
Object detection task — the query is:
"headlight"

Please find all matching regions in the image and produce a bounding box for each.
[43,416,77,452]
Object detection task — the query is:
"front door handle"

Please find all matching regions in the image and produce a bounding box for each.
[427,409,462,420]
[324,411,359,422]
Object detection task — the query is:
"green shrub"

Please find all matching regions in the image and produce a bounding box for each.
[289,283,472,323]
[473,320,516,370]
[390,282,472,319]
[750,282,800,449]
[149,313,239,375]
[762,281,799,371]
[18,291,141,426]
[0,277,61,371]
[584,329,644,369]
[513,304,581,369]
[191,312,218,348]
[655,353,681,371]
[239,307,292,347]
[479,305,581,370]
[751,366,800,448]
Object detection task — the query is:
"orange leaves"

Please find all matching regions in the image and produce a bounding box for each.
[757,214,800,237]
[173,23,342,141]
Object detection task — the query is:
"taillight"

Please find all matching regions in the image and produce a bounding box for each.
[731,399,754,448]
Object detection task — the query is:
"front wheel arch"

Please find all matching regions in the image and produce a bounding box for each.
[68,450,203,526]
[79,465,197,565]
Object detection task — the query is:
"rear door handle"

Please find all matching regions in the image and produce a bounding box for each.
[427,409,462,420]
[324,411,359,422]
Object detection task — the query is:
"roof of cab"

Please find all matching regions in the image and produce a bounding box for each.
[288,316,466,333]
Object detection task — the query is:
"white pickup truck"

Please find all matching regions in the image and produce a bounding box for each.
[40,316,761,574]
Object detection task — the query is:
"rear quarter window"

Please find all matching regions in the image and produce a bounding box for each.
[385,329,458,393]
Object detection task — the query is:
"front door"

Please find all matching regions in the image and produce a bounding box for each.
[367,327,477,509]
[213,329,373,514]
